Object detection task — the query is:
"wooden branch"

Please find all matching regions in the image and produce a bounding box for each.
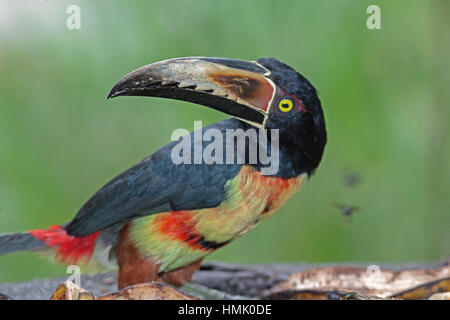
[0,261,448,300]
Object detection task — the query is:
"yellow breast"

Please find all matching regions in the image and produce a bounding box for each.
[193,166,307,241]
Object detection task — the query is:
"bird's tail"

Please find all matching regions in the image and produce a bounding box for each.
[0,231,47,255]
[0,225,101,265]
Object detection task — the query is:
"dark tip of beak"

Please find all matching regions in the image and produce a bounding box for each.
[107,81,138,99]
[107,87,125,99]
[107,89,116,99]
[107,65,161,100]
[107,90,117,99]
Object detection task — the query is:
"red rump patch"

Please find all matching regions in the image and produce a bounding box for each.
[29,225,100,264]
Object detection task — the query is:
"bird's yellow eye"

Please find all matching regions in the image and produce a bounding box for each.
[279,99,293,112]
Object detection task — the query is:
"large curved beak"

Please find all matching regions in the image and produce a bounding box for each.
[107,57,276,128]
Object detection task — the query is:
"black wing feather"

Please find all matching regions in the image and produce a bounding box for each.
[65,119,244,236]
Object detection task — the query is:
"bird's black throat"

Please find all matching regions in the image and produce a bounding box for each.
[238,118,326,179]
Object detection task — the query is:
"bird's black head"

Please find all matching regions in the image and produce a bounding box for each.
[108,56,326,175]
[258,57,327,175]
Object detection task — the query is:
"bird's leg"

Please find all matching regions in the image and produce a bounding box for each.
[159,260,203,287]
[116,224,159,289]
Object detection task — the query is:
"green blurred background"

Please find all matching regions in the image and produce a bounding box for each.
[0,0,448,283]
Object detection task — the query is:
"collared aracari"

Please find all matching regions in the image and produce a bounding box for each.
[0,57,326,289]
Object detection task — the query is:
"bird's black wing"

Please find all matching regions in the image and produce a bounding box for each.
[65,119,243,236]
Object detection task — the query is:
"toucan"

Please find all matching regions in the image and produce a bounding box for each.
[0,57,326,289]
